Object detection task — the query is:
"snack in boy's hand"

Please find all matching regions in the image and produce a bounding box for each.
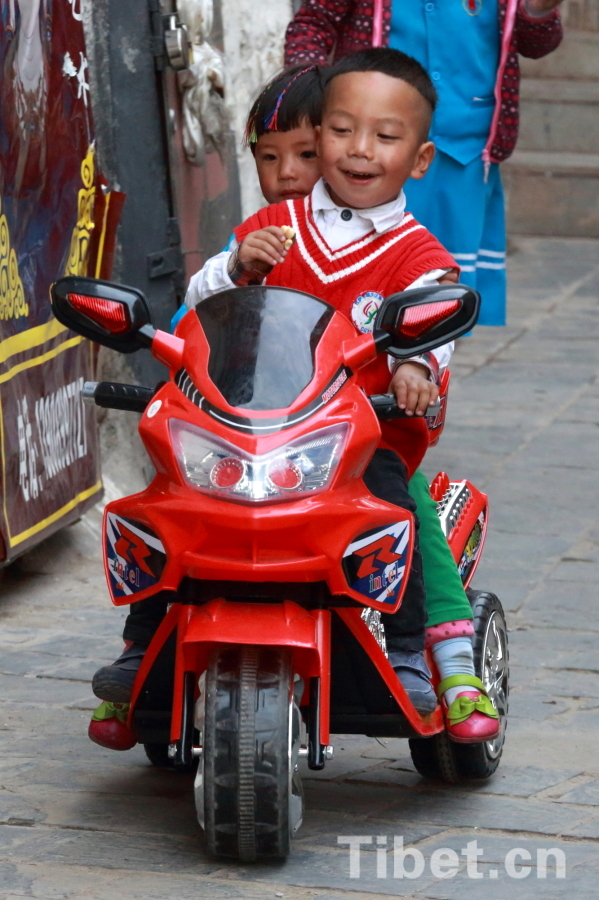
[281,225,295,250]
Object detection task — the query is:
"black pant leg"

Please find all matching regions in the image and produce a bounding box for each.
[122,593,170,646]
[362,449,427,654]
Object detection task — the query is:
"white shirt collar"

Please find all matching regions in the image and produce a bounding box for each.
[310,177,407,234]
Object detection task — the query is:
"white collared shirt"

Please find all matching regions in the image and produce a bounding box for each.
[310,178,409,250]
[185,179,455,376]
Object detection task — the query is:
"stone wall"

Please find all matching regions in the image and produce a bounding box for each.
[221,0,293,218]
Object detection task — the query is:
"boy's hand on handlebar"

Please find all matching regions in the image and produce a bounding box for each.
[389,270,454,416]
[391,362,439,417]
[238,227,290,274]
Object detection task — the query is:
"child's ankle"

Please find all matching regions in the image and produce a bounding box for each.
[430,630,477,706]
[425,619,473,649]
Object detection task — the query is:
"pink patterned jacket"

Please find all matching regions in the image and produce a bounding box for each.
[285,0,563,164]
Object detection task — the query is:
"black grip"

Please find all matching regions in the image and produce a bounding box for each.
[92,382,156,412]
[369,393,408,420]
[369,393,441,420]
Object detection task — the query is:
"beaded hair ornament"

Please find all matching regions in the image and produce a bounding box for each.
[245,66,317,145]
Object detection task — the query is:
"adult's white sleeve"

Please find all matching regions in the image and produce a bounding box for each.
[388,268,455,378]
[184,238,240,309]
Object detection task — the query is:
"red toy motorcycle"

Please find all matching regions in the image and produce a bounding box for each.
[50,277,509,861]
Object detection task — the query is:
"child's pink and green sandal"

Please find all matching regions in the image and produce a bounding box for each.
[438,675,499,744]
[88,701,137,751]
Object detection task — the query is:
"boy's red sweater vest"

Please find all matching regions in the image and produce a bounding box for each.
[235,195,458,475]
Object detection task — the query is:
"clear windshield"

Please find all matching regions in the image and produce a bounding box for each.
[195,287,334,411]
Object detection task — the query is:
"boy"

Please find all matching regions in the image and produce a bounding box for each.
[183,50,497,737]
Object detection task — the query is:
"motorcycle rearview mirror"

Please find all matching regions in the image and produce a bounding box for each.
[374,284,480,359]
[50,276,155,353]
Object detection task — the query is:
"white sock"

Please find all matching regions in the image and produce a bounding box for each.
[432,636,476,705]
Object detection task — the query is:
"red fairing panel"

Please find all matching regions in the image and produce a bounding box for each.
[102,458,415,616]
[439,479,489,588]
[101,307,422,616]
[180,600,323,673]
[167,601,330,744]
[174,304,431,478]
[129,600,442,744]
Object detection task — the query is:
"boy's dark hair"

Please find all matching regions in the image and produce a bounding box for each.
[245,64,327,153]
[325,48,437,113]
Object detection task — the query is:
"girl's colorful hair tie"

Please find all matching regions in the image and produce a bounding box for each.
[263,66,317,133]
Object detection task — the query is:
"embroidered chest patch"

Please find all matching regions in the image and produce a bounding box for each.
[351,291,384,334]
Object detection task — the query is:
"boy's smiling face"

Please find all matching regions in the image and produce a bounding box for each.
[254,120,320,204]
[316,71,435,209]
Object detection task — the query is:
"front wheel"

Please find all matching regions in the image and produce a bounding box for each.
[409,590,509,782]
[198,645,303,860]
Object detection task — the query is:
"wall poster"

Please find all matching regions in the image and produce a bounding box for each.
[0,0,122,563]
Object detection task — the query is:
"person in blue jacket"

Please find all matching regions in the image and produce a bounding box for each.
[389,1,507,325]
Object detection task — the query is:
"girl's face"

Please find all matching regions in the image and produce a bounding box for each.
[254,120,320,204]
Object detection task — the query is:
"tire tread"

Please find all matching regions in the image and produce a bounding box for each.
[204,646,292,860]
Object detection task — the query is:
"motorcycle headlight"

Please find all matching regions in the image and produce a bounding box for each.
[169,419,348,503]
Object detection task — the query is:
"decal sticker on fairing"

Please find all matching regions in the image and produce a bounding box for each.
[351,291,383,334]
[343,521,410,606]
[458,511,485,579]
[321,368,347,404]
[105,514,166,598]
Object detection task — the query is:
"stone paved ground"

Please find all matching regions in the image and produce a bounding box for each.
[1,236,599,899]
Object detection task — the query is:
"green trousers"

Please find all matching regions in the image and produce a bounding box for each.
[408,468,473,627]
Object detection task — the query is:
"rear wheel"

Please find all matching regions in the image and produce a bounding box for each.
[409,590,509,782]
[199,645,303,860]
[144,742,173,768]
[409,728,460,783]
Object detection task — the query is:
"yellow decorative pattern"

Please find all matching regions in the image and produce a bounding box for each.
[0,196,29,321]
[7,479,103,547]
[65,145,96,276]
[0,317,67,367]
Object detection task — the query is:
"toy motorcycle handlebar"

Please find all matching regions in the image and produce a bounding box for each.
[82,382,442,420]
[369,393,441,420]
[82,381,156,413]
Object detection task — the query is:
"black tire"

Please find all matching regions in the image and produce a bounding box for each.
[203,645,297,861]
[144,742,173,768]
[409,730,460,783]
[452,590,509,779]
[409,590,509,782]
